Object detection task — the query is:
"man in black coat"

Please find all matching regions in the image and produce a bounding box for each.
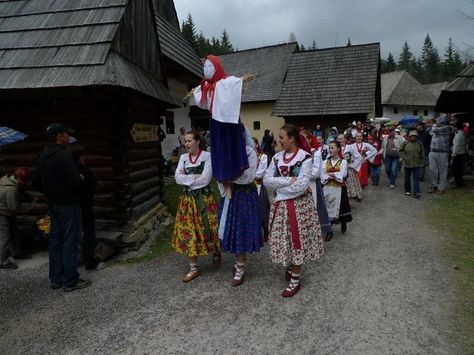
[33,123,91,292]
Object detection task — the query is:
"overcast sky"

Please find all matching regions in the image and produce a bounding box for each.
[174,0,473,60]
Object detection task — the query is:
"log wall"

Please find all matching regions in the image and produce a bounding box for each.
[0,88,165,235]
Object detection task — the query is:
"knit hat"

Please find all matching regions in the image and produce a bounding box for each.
[436,115,447,126]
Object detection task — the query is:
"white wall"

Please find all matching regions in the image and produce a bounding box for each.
[382,105,436,121]
[161,79,192,160]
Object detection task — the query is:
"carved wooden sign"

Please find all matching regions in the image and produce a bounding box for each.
[130,123,159,143]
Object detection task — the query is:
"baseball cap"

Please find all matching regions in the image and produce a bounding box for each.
[46,122,74,137]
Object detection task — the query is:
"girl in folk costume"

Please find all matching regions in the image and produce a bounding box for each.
[316,135,329,161]
[302,130,333,242]
[321,141,353,234]
[354,132,377,188]
[253,137,270,242]
[337,134,363,202]
[172,131,221,282]
[218,129,262,287]
[264,125,324,298]
[192,55,252,183]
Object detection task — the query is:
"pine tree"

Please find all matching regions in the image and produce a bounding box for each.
[180,13,235,57]
[220,29,233,54]
[410,56,423,78]
[210,37,221,54]
[442,38,464,80]
[181,14,198,53]
[347,37,351,46]
[288,32,297,43]
[420,33,440,82]
[398,41,413,71]
[386,52,396,71]
[311,39,317,50]
[300,44,306,51]
[196,31,211,57]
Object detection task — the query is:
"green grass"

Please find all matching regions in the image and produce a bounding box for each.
[124,178,221,264]
[427,186,474,342]
[123,180,182,264]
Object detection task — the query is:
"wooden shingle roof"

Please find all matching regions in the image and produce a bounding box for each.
[155,15,202,78]
[272,43,380,116]
[382,70,436,107]
[0,0,177,106]
[436,63,474,113]
[219,43,298,103]
[443,63,474,92]
[423,82,448,99]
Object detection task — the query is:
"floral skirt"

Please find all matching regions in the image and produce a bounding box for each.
[219,183,262,254]
[346,168,362,199]
[268,192,324,266]
[171,189,220,257]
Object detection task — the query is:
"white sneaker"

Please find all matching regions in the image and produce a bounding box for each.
[95,262,106,271]
[87,261,106,272]
[389,184,395,189]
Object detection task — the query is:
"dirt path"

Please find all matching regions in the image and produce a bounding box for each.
[0,176,467,354]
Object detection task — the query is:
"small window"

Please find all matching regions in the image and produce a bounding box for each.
[423,110,428,116]
[165,112,175,134]
[413,109,418,116]
[393,107,398,114]
[253,121,261,130]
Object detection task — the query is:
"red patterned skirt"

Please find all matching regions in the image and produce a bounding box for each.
[268,192,324,266]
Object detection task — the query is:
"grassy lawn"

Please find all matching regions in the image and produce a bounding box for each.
[124,178,220,264]
[427,186,474,338]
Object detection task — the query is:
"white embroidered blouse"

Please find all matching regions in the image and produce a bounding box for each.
[263,149,312,201]
[354,142,378,163]
[255,153,268,180]
[310,149,323,180]
[175,151,213,190]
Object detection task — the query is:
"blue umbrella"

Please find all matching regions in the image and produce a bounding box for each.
[0,127,28,146]
[398,116,420,127]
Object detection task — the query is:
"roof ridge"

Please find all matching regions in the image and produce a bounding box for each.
[219,42,298,56]
[296,42,380,53]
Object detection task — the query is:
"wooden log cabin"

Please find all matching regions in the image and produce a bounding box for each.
[0,0,188,251]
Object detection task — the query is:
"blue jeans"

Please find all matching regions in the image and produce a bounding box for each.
[384,156,400,185]
[404,167,421,194]
[369,165,380,186]
[48,205,82,288]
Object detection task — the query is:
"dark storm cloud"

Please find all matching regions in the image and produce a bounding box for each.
[174,0,473,60]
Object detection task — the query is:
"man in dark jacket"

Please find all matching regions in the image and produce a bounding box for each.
[33,123,91,291]
[0,167,31,270]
